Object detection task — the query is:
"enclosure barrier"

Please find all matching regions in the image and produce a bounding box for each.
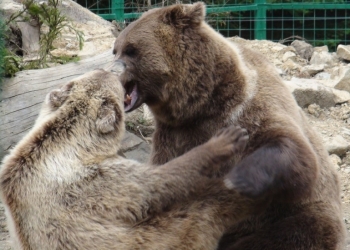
[77,0,350,51]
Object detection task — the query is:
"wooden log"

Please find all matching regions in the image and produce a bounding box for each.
[0,49,115,159]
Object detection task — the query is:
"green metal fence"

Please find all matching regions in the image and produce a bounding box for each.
[77,0,350,50]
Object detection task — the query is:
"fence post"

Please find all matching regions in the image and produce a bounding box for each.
[112,0,124,21]
[254,0,266,40]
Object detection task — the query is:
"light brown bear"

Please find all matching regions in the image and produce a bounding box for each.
[0,69,256,250]
[113,2,346,249]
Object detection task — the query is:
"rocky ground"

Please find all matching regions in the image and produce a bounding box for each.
[1,0,350,248]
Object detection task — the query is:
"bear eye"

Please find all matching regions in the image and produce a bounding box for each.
[124,45,137,57]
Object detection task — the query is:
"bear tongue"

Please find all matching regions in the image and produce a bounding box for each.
[124,85,138,112]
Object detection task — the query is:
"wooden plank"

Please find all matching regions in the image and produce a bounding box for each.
[0,49,115,159]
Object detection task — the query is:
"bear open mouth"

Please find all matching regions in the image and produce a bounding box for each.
[124,84,139,112]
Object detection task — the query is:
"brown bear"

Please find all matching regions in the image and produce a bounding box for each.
[113,2,346,249]
[0,69,256,250]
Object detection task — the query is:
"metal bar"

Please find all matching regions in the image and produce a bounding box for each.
[112,0,124,21]
[255,0,267,40]
[99,13,117,19]
[206,6,258,13]
[124,12,142,19]
[268,3,350,10]
[205,3,350,14]
[101,3,350,20]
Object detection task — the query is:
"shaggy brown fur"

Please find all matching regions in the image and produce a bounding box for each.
[113,3,346,249]
[0,69,256,250]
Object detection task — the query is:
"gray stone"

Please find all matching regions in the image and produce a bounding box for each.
[314,45,329,53]
[333,88,350,104]
[284,78,350,108]
[337,44,350,61]
[124,141,151,163]
[17,22,40,58]
[307,104,322,117]
[282,51,297,62]
[334,67,350,93]
[300,64,324,76]
[314,72,331,80]
[143,105,154,125]
[0,0,23,17]
[291,40,314,60]
[135,124,155,137]
[120,131,144,153]
[323,135,350,156]
[329,154,342,169]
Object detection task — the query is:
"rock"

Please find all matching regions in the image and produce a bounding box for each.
[329,154,342,169]
[343,166,350,174]
[323,135,350,156]
[314,45,329,53]
[284,78,350,108]
[124,142,151,163]
[334,67,350,93]
[332,89,350,104]
[310,50,335,66]
[343,152,350,165]
[143,105,154,125]
[307,104,322,117]
[337,44,350,61]
[134,124,155,137]
[282,51,297,62]
[281,58,302,77]
[0,0,22,17]
[300,64,324,76]
[2,0,118,63]
[120,131,144,153]
[329,66,341,80]
[271,45,284,53]
[17,22,40,58]
[314,72,331,80]
[50,49,78,58]
[291,40,314,60]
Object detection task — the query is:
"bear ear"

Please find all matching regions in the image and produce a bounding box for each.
[46,81,74,109]
[96,101,121,134]
[162,2,205,28]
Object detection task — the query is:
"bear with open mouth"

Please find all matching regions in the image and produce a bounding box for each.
[113,2,346,249]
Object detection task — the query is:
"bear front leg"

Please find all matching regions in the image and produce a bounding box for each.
[155,125,249,184]
[224,136,319,202]
[143,126,248,215]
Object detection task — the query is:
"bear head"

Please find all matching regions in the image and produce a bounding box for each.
[113,2,236,125]
[39,69,126,158]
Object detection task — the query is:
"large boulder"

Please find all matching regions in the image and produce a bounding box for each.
[284,77,350,108]
[1,0,119,61]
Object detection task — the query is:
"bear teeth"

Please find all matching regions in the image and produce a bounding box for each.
[125,94,132,105]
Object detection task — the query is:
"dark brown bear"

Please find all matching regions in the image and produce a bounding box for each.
[113,2,346,249]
